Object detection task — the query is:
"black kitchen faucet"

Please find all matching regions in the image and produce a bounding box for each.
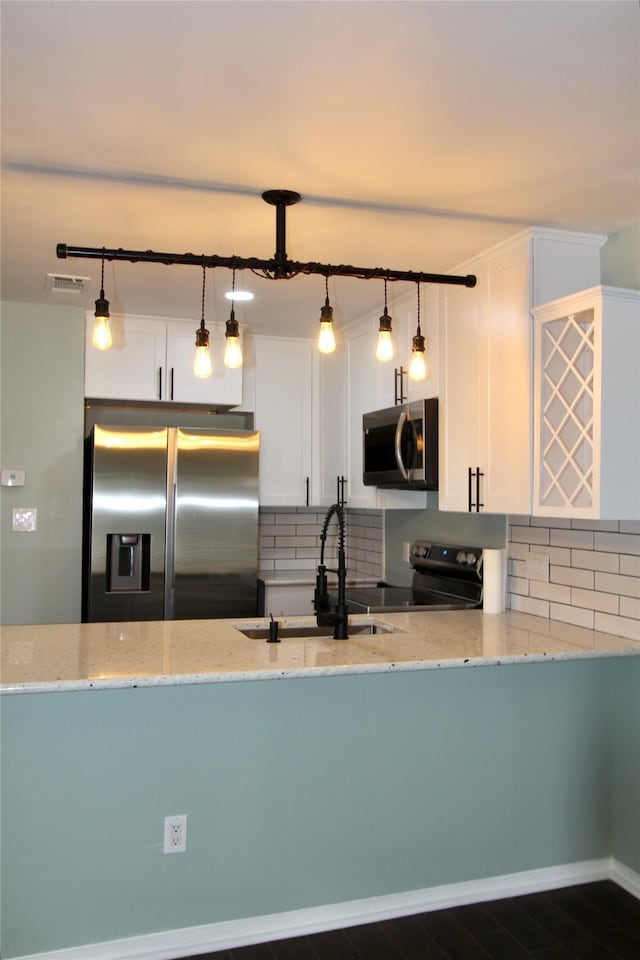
[314,503,349,639]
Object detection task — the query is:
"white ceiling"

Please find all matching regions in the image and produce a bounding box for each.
[1,0,638,338]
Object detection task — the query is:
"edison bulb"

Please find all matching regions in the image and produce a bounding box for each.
[92,315,112,351]
[193,345,213,378]
[318,320,336,354]
[376,329,394,362]
[224,336,243,369]
[409,347,427,382]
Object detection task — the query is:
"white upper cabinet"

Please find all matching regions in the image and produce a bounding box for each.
[533,286,640,519]
[253,337,314,507]
[438,229,605,514]
[84,313,243,406]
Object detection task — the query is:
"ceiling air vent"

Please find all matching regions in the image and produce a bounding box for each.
[47,273,90,293]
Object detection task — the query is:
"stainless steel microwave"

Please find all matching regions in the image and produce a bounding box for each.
[362,399,438,490]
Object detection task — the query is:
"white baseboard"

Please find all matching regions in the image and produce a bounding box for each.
[15,857,640,960]
[610,856,640,899]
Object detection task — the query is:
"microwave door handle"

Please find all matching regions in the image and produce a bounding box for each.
[395,410,410,481]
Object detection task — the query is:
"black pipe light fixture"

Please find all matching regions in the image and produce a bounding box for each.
[193,262,213,379]
[224,267,243,369]
[317,275,336,354]
[408,282,427,382]
[57,189,476,360]
[376,278,394,362]
[91,249,112,350]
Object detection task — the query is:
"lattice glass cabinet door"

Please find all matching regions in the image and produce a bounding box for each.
[536,307,596,513]
[533,286,640,519]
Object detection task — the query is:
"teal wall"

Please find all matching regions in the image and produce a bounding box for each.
[601,224,640,289]
[2,657,638,958]
[0,302,85,624]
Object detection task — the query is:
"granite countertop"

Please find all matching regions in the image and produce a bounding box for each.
[1,610,638,695]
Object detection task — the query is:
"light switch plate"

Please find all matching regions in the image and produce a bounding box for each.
[12,508,37,532]
[2,469,25,487]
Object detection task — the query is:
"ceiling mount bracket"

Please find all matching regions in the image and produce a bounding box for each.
[261,189,302,278]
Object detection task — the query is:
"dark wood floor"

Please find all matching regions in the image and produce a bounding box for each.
[182,881,640,960]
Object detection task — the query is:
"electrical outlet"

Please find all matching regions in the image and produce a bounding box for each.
[526,553,549,583]
[163,814,187,854]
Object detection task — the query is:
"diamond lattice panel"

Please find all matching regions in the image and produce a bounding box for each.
[540,311,595,509]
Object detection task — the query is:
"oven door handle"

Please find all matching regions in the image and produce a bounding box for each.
[395,410,409,480]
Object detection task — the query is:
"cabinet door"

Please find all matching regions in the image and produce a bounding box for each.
[84,313,166,400]
[483,239,531,513]
[438,272,485,512]
[317,345,347,506]
[254,338,313,506]
[165,321,242,406]
[345,322,378,508]
[263,584,314,617]
[533,286,640,519]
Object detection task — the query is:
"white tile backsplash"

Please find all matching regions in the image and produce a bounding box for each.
[508,517,640,640]
[258,507,383,579]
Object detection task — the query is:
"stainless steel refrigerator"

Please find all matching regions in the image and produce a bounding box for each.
[83,424,260,622]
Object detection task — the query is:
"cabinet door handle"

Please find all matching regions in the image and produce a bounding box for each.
[158,367,163,400]
[336,475,347,507]
[170,367,174,401]
[468,467,484,512]
[476,468,484,512]
[394,366,407,405]
[305,476,310,507]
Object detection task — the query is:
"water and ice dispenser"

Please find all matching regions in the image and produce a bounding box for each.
[106,534,151,593]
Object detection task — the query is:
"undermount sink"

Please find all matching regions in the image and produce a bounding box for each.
[233,618,397,640]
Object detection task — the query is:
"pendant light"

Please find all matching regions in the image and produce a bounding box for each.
[224,268,243,369]
[409,282,428,382]
[376,278,394,362]
[193,263,213,379]
[91,249,112,350]
[317,275,336,354]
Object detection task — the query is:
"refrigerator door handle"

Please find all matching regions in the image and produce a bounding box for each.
[164,479,177,619]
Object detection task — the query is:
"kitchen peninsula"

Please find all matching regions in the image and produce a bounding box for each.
[1,611,639,960]
[1,609,639,693]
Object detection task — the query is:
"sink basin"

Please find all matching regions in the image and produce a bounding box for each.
[233,618,396,640]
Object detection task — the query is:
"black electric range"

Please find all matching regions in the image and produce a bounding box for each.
[330,542,483,614]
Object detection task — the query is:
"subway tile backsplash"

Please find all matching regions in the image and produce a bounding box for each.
[507,516,640,640]
[259,507,383,578]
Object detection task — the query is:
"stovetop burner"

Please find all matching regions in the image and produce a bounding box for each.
[330,541,484,614]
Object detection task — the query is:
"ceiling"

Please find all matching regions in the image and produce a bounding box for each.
[1,0,638,339]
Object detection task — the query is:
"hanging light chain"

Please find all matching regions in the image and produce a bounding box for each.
[200,261,206,331]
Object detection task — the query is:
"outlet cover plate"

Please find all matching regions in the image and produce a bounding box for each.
[527,553,549,583]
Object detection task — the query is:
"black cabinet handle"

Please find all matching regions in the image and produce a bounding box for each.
[336,475,347,507]
[170,367,174,401]
[468,466,484,512]
[394,366,407,405]
[305,476,310,507]
[158,367,163,400]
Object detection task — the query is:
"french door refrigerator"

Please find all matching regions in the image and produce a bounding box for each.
[83,424,260,622]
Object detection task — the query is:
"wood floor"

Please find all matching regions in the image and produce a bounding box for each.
[182,881,640,960]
